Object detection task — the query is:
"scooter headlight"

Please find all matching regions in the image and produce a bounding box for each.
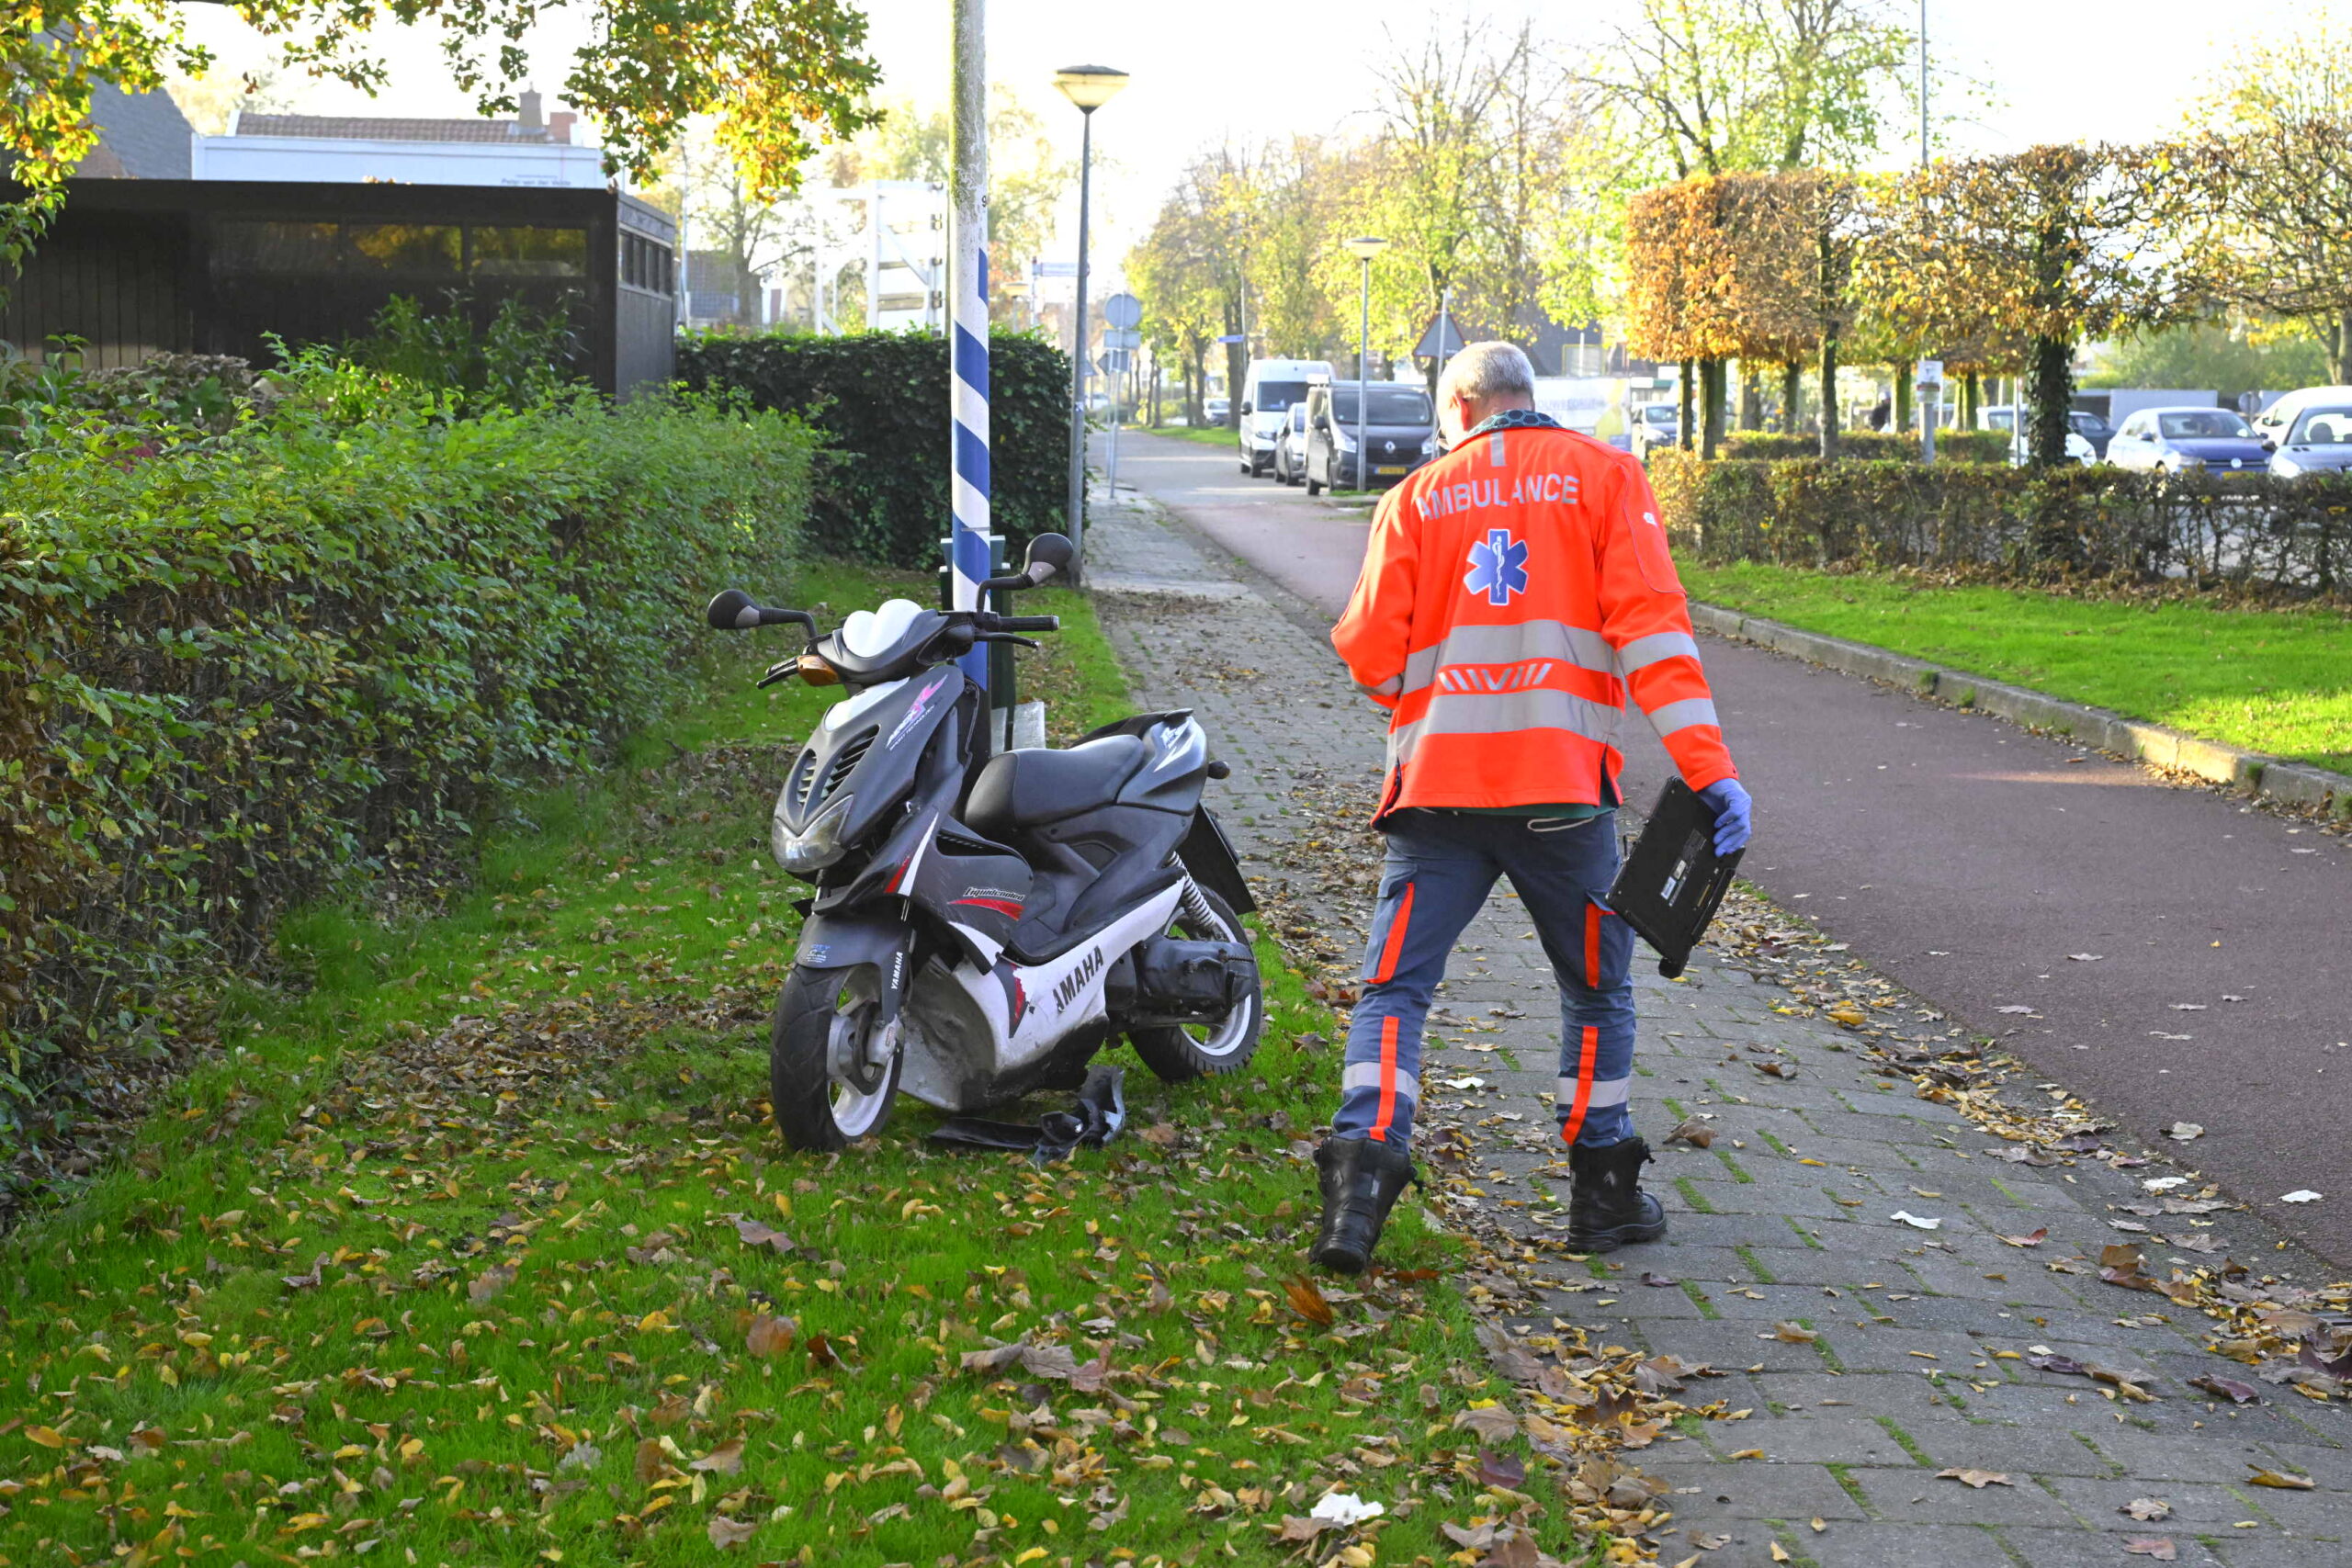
[773,793,854,874]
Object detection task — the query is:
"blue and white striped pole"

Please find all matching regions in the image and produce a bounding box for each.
[948,0,993,705]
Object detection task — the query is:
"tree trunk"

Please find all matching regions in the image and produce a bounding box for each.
[1739,365,1763,433]
[2331,308,2352,386]
[1894,361,1914,434]
[1679,358,1697,451]
[1962,371,1981,430]
[1701,358,1725,459]
[1781,361,1804,434]
[1819,337,1840,460]
[2029,334,2074,468]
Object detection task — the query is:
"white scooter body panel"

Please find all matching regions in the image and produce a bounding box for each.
[896,883,1187,1112]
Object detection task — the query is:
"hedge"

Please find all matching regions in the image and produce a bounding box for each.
[0,364,814,1138]
[1719,430,2013,464]
[1650,449,2352,596]
[678,330,1071,568]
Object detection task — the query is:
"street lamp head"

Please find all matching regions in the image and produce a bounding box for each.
[1054,66,1129,112]
[1343,235,1390,262]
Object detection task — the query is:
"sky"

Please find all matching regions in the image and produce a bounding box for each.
[179,0,2315,283]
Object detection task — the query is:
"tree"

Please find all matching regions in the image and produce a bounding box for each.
[4,0,882,285]
[1126,165,1232,426]
[1865,146,2189,465]
[2163,118,2352,383]
[2086,321,2328,394]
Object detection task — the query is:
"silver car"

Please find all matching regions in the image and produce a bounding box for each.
[2268,404,2352,479]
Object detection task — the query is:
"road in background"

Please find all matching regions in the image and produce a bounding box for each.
[1107,427,2352,1267]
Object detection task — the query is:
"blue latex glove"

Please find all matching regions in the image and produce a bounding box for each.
[1696,778,1753,856]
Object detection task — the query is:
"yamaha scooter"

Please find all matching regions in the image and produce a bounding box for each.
[706,535,1264,1152]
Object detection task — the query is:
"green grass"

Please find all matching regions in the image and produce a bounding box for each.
[1130,423,1244,452]
[1680,560,2352,773]
[0,560,1600,1566]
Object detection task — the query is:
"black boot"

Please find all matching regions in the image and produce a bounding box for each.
[1567,1136,1668,1252]
[1310,1135,1416,1274]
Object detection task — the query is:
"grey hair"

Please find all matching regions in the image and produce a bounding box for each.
[1438,340,1536,406]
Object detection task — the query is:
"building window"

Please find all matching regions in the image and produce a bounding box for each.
[619,231,673,294]
[345,223,462,276]
[469,226,589,277]
[209,220,339,274]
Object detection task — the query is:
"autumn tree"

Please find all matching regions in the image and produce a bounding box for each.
[1126,164,1234,427]
[4,0,882,282]
[1865,146,2189,466]
[2161,118,2352,383]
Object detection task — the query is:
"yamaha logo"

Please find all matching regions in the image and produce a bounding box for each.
[1051,946,1105,1012]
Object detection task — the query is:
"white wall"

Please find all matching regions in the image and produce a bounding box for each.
[192,135,609,189]
[2107,388,2217,423]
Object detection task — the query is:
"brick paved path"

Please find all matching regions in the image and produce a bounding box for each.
[1086,491,2352,1568]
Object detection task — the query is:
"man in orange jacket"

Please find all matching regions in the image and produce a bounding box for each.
[1309,342,1753,1273]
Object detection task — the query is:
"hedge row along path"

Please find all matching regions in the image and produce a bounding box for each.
[1087,461,2352,1565]
[1106,427,2352,1269]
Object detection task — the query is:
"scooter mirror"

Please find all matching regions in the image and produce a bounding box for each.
[707,589,758,630]
[1023,534,1075,584]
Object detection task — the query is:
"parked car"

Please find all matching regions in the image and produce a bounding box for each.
[2267,402,2352,479]
[2250,385,2352,448]
[1204,396,1230,427]
[1237,358,1331,477]
[2105,406,2271,474]
[1272,401,1310,486]
[1628,401,1679,457]
[2068,409,2117,460]
[1981,406,2098,467]
[1303,382,1435,494]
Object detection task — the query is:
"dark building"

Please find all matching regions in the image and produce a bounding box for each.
[0,177,678,399]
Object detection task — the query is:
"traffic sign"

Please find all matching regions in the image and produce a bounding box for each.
[1099,348,1133,373]
[1101,291,1143,330]
[1412,313,1467,360]
[1214,333,1246,344]
[1102,327,1142,350]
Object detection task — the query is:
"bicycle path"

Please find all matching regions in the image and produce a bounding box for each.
[1100,428,2352,1270]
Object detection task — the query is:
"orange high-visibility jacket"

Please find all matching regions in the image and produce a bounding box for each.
[1332,421,1736,818]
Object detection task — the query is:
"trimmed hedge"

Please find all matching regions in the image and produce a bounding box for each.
[1719,430,2013,464]
[678,330,1071,568]
[1650,449,2352,595]
[0,365,813,1133]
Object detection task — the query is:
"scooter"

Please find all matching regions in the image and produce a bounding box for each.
[706,534,1264,1152]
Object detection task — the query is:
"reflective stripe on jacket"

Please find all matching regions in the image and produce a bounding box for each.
[1332,423,1736,818]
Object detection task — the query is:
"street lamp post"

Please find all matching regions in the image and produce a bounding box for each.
[1055,64,1127,575]
[1343,236,1388,492]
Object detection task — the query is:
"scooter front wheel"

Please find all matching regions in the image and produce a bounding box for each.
[770,964,903,1152]
[1128,888,1263,1082]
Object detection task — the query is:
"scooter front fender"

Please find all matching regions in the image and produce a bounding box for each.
[794,913,914,1022]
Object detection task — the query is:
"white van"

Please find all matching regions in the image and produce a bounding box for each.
[1238,359,1333,478]
[2251,386,2352,448]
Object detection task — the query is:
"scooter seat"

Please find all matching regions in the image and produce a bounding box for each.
[967,736,1149,837]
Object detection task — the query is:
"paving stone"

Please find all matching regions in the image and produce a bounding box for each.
[1087,491,2352,1568]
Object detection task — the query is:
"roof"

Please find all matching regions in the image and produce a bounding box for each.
[85,82,196,178]
[233,113,557,145]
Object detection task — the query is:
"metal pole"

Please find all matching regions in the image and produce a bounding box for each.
[1238,245,1250,358]
[1356,255,1372,493]
[949,0,993,702]
[1917,0,1937,464]
[1067,108,1094,570]
[1436,287,1452,384]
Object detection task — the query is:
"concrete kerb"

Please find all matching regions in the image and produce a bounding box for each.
[1687,603,2352,819]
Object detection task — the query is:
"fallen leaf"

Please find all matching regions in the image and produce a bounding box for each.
[690,1438,744,1474]
[1284,1276,1336,1327]
[556,1441,602,1472]
[2027,1353,2090,1377]
[24,1426,64,1449]
[2280,1190,2324,1204]
[1278,1516,1338,1542]
[707,1514,758,1549]
[2123,1540,2177,1561]
[1890,1211,1941,1230]
[1477,1449,1527,1489]
[2188,1374,2260,1404]
[2165,1122,2203,1142]
[280,1255,327,1292]
[2247,1468,2316,1490]
[1754,1060,1797,1079]
[1770,1322,1818,1344]
[1641,1271,1678,1287]
[2120,1497,2171,1521]
[1770,1545,1792,1563]
[1935,1468,2012,1488]
[733,1217,797,1255]
[1997,1228,2048,1247]
[633,1438,670,1484]
[1453,1405,1519,1442]
[745,1314,796,1359]
[468,1264,515,1304]
[1664,1117,1715,1150]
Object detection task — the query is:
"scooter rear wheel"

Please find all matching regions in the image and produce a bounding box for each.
[1128,888,1263,1082]
[770,964,903,1152]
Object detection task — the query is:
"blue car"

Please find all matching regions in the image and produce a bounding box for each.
[2105,406,2272,475]
[2267,402,2352,479]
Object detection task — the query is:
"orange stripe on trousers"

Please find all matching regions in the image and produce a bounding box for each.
[1559,1025,1600,1145]
[1371,881,1416,984]
[1582,902,1603,987]
[1370,1016,1401,1143]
